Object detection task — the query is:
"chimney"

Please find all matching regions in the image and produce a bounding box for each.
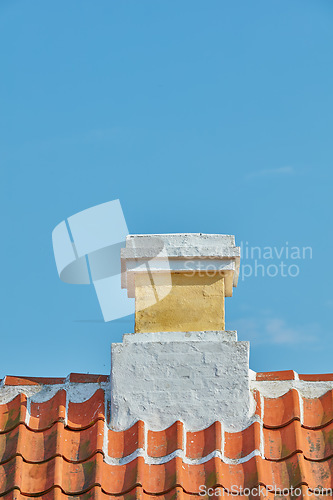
[111,234,253,431]
[121,233,240,333]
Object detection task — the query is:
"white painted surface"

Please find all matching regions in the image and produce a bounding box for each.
[250,379,333,399]
[124,233,236,248]
[121,233,241,297]
[111,332,253,432]
[123,330,238,343]
[0,381,109,405]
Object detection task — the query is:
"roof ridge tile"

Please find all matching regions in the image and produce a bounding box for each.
[256,370,296,381]
[1,373,109,387]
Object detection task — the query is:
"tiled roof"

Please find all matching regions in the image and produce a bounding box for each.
[0,371,333,498]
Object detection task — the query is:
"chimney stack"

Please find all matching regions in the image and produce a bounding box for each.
[111,234,252,432]
[121,234,240,333]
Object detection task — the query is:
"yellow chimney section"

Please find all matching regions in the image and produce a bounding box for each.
[134,272,225,333]
[121,233,240,334]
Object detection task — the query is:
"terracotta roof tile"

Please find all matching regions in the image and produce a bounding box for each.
[148,420,183,457]
[0,393,27,432]
[108,420,145,458]
[30,389,66,430]
[303,389,333,428]
[299,373,333,381]
[3,376,66,386]
[187,421,221,459]
[256,370,296,381]
[253,388,262,418]
[263,389,301,427]
[0,485,330,499]
[69,373,109,384]
[0,372,333,496]
[224,422,261,460]
[67,388,105,429]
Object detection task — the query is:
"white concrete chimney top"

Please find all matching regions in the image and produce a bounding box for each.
[121,233,240,297]
[125,233,236,248]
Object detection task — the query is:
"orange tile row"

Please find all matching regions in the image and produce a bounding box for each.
[256,370,333,381]
[264,419,333,460]
[2,387,333,435]
[0,389,105,432]
[263,388,333,428]
[256,370,333,382]
[2,485,332,500]
[0,454,332,495]
[187,422,262,461]
[2,374,109,386]
[6,370,333,385]
[1,417,333,465]
[0,420,104,464]
[256,370,297,381]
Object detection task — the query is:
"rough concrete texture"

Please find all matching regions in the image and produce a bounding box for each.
[121,233,241,297]
[0,382,109,405]
[123,330,238,343]
[251,379,333,399]
[111,331,253,432]
[135,273,225,333]
[124,233,237,249]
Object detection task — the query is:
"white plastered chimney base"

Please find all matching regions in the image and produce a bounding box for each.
[111,234,253,432]
[111,330,254,431]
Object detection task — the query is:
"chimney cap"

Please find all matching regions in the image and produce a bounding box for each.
[124,233,236,248]
[121,233,240,297]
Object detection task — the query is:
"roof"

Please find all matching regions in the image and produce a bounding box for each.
[0,371,333,498]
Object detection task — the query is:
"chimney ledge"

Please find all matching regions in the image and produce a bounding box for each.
[122,330,238,344]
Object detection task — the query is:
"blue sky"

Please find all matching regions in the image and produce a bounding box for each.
[1,0,332,377]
